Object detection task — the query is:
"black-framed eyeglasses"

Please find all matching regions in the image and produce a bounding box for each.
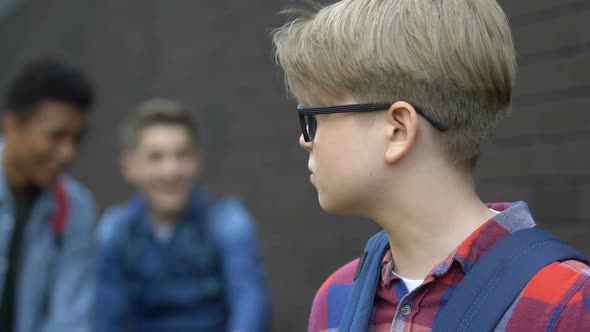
[297,102,449,142]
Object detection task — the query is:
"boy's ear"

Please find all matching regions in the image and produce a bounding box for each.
[1,112,23,135]
[384,101,419,164]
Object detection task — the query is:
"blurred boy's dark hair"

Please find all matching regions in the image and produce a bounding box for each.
[4,57,94,120]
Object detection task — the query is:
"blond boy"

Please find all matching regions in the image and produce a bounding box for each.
[273,0,590,331]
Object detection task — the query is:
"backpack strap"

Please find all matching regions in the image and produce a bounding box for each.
[41,179,70,319]
[338,230,390,332]
[432,227,590,332]
[49,179,69,248]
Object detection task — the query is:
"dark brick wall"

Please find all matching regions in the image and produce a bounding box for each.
[479,0,590,253]
[0,0,588,330]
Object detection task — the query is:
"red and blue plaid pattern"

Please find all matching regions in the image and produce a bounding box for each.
[308,202,590,332]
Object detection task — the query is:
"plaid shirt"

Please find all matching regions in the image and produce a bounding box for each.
[308,202,590,331]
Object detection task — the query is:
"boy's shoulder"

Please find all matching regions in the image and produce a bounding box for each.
[56,175,97,237]
[207,196,256,239]
[504,259,590,330]
[525,259,590,307]
[96,200,140,246]
[308,259,360,332]
[60,175,95,206]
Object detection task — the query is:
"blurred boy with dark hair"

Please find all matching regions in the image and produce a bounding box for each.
[0,58,96,332]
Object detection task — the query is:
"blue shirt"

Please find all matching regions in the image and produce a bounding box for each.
[96,189,270,332]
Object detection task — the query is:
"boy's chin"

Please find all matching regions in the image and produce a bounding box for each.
[318,194,356,216]
[33,172,60,188]
[318,191,369,218]
[151,196,190,215]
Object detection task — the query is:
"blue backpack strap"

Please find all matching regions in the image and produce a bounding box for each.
[339,230,390,332]
[432,227,590,332]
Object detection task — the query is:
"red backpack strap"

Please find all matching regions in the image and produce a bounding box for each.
[50,179,69,237]
[41,179,70,318]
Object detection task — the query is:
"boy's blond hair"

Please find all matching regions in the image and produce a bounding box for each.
[272,0,516,165]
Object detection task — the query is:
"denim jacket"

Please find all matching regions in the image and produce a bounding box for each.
[0,144,96,332]
[96,189,270,332]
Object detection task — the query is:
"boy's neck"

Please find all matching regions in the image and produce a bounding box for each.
[149,208,181,226]
[2,143,36,195]
[369,166,495,280]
